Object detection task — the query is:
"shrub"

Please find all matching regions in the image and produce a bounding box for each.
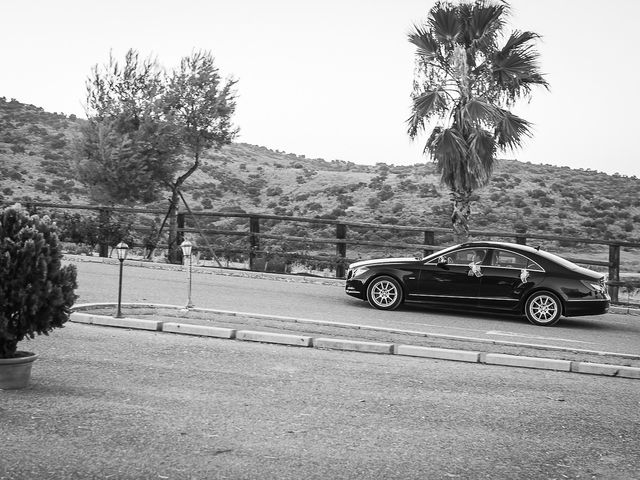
[0,204,78,357]
[266,186,283,196]
[377,185,394,201]
[10,144,25,154]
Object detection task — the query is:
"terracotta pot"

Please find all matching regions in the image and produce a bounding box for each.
[0,352,39,389]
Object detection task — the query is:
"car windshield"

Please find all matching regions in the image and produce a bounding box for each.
[422,245,461,262]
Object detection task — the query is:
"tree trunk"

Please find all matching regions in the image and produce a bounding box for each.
[451,189,471,243]
[167,150,201,263]
[167,187,181,263]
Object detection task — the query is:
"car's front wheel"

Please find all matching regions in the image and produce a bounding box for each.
[525,291,562,326]
[366,276,403,310]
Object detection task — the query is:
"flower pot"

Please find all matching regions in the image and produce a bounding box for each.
[0,352,39,389]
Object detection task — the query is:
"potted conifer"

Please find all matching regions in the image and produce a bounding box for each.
[0,204,78,389]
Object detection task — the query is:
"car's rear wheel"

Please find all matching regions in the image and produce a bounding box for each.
[366,276,403,310]
[525,291,562,326]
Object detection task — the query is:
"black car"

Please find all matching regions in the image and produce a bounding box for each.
[345,241,610,326]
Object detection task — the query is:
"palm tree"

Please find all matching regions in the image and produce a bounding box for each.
[407,0,548,242]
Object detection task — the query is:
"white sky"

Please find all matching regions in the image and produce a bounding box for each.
[1,0,638,177]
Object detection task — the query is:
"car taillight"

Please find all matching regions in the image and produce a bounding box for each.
[581,279,605,293]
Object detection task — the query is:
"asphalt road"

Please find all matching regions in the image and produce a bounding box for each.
[70,259,640,357]
[2,323,639,480]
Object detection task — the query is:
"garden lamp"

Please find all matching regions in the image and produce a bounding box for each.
[115,241,129,318]
[180,240,194,308]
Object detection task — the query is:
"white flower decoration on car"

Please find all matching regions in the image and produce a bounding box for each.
[468,262,483,277]
[520,268,530,284]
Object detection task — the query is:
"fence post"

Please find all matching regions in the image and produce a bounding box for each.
[608,244,620,303]
[336,223,347,278]
[249,216,260,271]
[423,230,435,256]
[98,208,110,258]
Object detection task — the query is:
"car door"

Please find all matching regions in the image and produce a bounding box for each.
[478,248,545,311]
[413,247,488,307]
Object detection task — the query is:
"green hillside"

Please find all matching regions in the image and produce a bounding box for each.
[1,96,639,244]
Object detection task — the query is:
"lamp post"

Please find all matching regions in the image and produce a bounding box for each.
[180,240,194,309]
[115,241,129,318]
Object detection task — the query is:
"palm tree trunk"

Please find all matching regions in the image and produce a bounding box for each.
[451,189,471,243]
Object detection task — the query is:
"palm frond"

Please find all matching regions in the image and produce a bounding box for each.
[429,3,461,45]
[461,2,506,51]
[461,98,500,126]
[493,30,549,94]
[407,89,449,138]
[408,25,440,60]
[492,42,548,101]
[500,30,540,56]
[427,127,468,188]
[494,109,532,150]
[468,128,496,182]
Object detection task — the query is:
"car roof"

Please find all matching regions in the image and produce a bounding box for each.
[457,241,542,255]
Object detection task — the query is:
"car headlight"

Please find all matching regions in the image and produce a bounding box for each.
[351,266,370,278]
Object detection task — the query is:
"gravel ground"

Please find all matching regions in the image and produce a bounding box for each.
[2,323,639,480]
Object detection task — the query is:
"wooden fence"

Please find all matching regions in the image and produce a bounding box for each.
[9,202,640,304]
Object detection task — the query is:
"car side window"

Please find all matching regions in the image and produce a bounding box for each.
[447,248,488,265]
[490,249,543,271]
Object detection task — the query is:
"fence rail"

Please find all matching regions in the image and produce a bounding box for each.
[7,201,640,304]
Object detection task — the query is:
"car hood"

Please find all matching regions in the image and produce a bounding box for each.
[349,257,419,269]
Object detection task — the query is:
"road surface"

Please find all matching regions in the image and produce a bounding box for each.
[70,259,640,357]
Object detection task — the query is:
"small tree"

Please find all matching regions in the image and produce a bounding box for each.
[78,50,181,204]
[0,204,78,358]
[80,49,238,262]
[164,51,238,262]
[407,0,548,241]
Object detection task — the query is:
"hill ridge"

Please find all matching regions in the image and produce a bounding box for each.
[1,96,639,244]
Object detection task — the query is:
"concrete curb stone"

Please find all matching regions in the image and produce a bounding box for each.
[310,338,394,354]
[396,345,480,363]
[483,353,571,371]
[71,312,162,331]
[162,322,236,339]
[571,362,640,379]
[236,330,313,347]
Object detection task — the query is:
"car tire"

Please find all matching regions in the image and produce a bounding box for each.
[525,291,562,326]
[366,276,403,310]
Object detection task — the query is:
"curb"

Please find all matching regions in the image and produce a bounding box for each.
[69,311,640,380]
[72,303,640,362]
